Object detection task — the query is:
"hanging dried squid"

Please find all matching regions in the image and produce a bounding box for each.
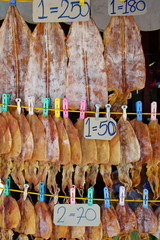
[153,207,160,239]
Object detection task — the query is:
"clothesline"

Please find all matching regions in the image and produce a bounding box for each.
[0,0,33,2]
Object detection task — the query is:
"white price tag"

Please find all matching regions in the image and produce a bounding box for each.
[84,117,116,140]
[108,0,147,16]
[33,0,90,23]
[54,204,100,226]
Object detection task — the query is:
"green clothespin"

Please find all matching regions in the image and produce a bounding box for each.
[43,98,50,116]
[88,186,94,206]
[2,94,10,112]
[4,176,11,196]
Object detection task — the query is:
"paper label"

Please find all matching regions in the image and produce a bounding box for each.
[54,204,100,226]
[84,117,117,140]
[33,0,90,23]
[108,0,147,16]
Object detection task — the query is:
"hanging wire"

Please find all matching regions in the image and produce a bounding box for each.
[0,0,33,2]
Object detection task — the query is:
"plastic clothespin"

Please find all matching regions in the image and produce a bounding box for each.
[70,185,76,204]
[88,186,94,206]
[105,104,111,120]
[0,180,4,196]
[136,101,142,121]
[55,98,61,118]
[54,188,60,205]
[143,189,148,208]
[119,186,125,206]
[2,94,10,112]
[80,100,86,119]
[4,176,11,196]
[151,101,157,121]
[121,104,128,121]
[23,184,29,201]
[43,98,50,117]
[15,98,21,115]
[63,98,68,118]
[79,0,85,6]
[95,103,102,120]
[39,182,46,202]
[10,0,16,6]
[104,187,110,208]
[28,97,34,115]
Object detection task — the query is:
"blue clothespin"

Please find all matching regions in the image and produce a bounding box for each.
[104,187,110,208]
[4,176,11,196]
[136,101,142,121]
[143,188,148,208]
[2,94,10,112]
[88,187,94,206]
[10,0,16,6]
[39,182,46,202]
[43,98,50,117]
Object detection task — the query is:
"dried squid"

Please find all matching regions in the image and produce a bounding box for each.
[0,5,31,104]
[101,203,120,238]
[153,207,160,239]
[66,18,108,110]
[1,111,21,184]
[135,203,157,239]
[147,120,160,199]
[11,109,34,189]
[0,194,21,239]
[24,22,67,109]
[85,223,103,240]
[15,194,36,237]
[62,117,82,193]
[74,118,97,195]
[130,118,152,188]
[34,200,52,239]
[116,202,137,240]
[103,16,145,111]
[117,116,140,190]
[25,112,47,191]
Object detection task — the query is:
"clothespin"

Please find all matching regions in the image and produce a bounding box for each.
[54,188,60,205]
[79,0,84,6]
[39,182,46,202]
[121,104,128,121]
[15,98,21,115]
[55,98,61,118]
[28,97,34,115]
[104,187,110,208]
[2,94,10,112]
[70,185,76,204]
[23,184,29,201]
[80,100,86,119]
[95,103,101,120]
[119,186,125,206]
[0,180,4,196]
[43,98,50,117]
[88,186,94,206]
[4,176,11,196]
[63,98,68,118]
[136,101,142,121]
[105,104,111,120]
[10,0,16,6]
[143,189,148,208]
[151,101,157,121]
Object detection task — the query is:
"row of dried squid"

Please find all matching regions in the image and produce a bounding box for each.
[0,5,145,113]
[0,106,160,199]
[0,191,160,240]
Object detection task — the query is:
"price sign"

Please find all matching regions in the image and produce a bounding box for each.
[108,0,147,16]
[33,0,90,23]
[84,117,117,140]
[54,204,100,226]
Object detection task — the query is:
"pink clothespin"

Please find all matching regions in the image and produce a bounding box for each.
[70,185,76,204]
[80,100,86,119]
[63,98,68,118]
[151,101,157,121]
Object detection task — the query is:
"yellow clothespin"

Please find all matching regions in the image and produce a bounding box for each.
[55,98,61,118]
[80,0,84,6]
